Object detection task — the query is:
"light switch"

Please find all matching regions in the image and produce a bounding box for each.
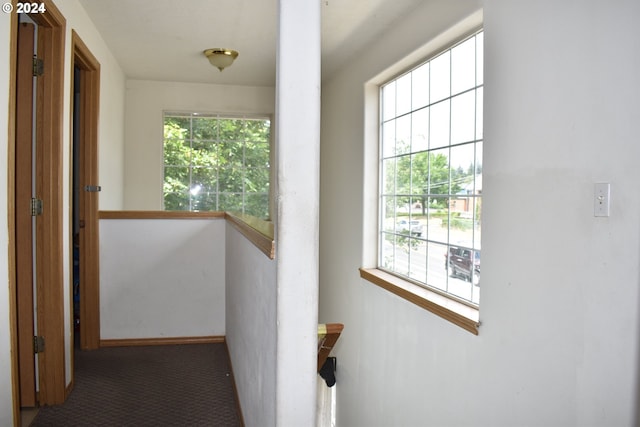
[594,183,610,217]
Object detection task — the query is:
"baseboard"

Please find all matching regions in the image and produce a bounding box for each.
[100,336,225,347]
[225,343,246,427]
[64,378,74,399]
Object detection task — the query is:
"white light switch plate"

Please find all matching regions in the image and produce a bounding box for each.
[594,183,610,217]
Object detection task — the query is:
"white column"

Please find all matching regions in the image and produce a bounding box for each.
[275,0,321,425]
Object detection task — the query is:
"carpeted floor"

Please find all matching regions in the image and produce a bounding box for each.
[30,343,242,426]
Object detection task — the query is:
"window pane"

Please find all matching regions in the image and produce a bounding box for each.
[451,37,476,95]
[450,142,474,180]
[164,139,191,166]
[395,115,411,155]
[396,73,412,117]
[476,32,484,86]
[219,167,244,193]
[382,120,396,159]
[475,140,483,178]
[381,158,396,195]
[380,232,397,271]
[219,193,243,212]
[411,108,429,152]
[192,191,217,211]
[163,166,190,194]
[412,63,429,110]
[382,82,396,121]
[448,209,475,252]
[218,141,244,168]
[428,198,449,245]
[409,197,425,219]
[476,87,483,140]
[428,242,449,291]
[246,142,270,168]
[164,191,190,211]
[191,140,217,168]
[244,193,269,218]
[448,266,474,302]
[410,151,429,196]
[218,119,245,140]
[430,51,450,103]
[381,196,396,233]
[192,117,218,140]
[395,154,411,195]
[428,150,450,196]
[408,237,426,283]
[245,119,271,143]
[245,167,269,193]
[164,116,190,137]
[191,167,216,193]
[469,196,481,250]
[429,100,450,149]
[451,91,476,144]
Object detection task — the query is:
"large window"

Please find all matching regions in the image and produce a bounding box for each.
[379,30,483,306]
[163,112,271,218]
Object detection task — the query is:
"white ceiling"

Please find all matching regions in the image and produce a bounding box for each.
[77,0,425,87]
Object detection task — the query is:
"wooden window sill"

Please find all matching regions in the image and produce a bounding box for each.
[359,268,480,335]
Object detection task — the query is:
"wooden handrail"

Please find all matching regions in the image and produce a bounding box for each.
[317,323,344,372]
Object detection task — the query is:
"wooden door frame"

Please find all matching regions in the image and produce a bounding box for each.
[71,30,101,351]
[8,0,67,419]
[33,0,66,406]
[8,7,20,423]
[15,20,36,409]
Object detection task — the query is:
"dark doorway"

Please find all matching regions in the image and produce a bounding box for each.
[71,31,101,352]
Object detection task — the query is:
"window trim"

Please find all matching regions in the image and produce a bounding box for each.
[361,13,483,335]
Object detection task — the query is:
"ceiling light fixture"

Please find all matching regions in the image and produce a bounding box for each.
[203,48,239,72]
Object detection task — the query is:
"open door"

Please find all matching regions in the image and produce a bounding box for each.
[15,19,37,409]
[71,31,101,351]
[10,0,68,415]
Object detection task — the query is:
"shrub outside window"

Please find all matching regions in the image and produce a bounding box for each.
[379,30,483,306]
[163,112,271,218]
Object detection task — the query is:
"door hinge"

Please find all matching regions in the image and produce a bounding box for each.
[32,56,44,77]
[33,336,45,354]
[84,185,102,192]
[30,198,43,216]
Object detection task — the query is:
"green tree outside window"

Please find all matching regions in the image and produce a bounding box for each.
[163,113,271,218]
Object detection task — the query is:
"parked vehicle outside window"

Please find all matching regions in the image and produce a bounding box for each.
[396,219,422,236]
[446,246,480,286]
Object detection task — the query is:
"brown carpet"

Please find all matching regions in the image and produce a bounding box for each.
[30,343,242,426]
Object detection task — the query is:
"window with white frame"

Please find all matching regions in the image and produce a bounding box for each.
[163,112,271,218]
[379,30,483,306]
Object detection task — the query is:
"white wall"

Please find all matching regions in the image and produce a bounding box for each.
[319,0,640,426]
[56,0,126,211]
[123,79,275,210]
[225,224,277,427]
[0,11,15,427]
[274,1,321,425]
[99,218,226,339]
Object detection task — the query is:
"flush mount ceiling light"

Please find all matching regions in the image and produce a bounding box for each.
[203,48,239,72]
